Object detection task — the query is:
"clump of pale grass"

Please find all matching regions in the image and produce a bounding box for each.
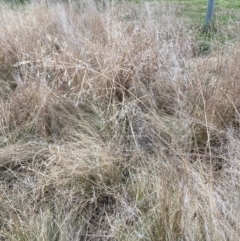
[1,0,240,240]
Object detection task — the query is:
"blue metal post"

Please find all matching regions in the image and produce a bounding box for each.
[206,0,215,26]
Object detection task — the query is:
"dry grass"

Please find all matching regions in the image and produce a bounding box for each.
[1,0,240,240]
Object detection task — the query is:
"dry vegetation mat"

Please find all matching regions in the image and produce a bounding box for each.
[1,0,240,240]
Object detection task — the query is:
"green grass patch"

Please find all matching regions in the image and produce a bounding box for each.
[163,0,240,49]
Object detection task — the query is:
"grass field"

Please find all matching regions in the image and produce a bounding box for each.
[1,0,240,240]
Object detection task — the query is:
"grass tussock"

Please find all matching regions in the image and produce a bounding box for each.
[1,0,240,240]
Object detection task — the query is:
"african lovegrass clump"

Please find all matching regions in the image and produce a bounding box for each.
[1,0,240,240]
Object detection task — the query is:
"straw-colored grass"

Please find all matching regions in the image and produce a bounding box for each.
[1,0,240,240]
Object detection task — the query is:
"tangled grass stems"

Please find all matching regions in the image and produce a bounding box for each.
[1,0,240,240]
